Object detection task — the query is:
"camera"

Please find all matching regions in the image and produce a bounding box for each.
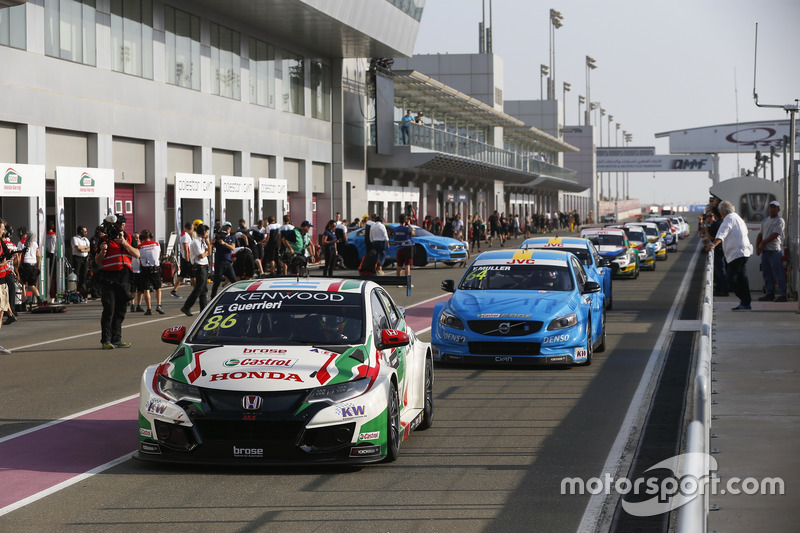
[102,214,124,240]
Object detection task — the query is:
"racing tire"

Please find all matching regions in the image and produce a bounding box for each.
[343,245,360,270]
[595,310,607,353]
[384,383,401,462]
[417,356,435,431]
[412,244,428,267]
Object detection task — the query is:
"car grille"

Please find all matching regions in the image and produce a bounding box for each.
[449,252,467,258]
[448,244,465,252]
[467,320,543,336]
[204,389,309,414]
[468,342,541,355]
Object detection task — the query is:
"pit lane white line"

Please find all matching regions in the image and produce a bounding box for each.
[5,315,176,352]
[576,241,702,532]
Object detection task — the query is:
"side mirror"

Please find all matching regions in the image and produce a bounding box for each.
[582,281,601,294]
[441,279,455,293]
[599,258,611,267]
[397,305,407,319]
[376,329,410,350]
[161,325,187,345]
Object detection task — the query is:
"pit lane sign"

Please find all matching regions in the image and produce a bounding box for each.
[597,155,713,172]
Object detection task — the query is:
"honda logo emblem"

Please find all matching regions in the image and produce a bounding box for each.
[242,395,263,410]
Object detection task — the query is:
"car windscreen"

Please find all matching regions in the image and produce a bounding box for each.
[623,228,645,243]
[585,234,625,247]
[189,291,364,345]
[528,246,591,266]
[459,264,573,291]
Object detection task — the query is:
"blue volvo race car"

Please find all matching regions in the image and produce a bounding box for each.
[612,225,656,271]
[431,249,606,366]
[520,236,614,310]
[343,224,468,269]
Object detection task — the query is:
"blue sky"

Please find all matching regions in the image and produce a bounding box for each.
[413,0,800,205]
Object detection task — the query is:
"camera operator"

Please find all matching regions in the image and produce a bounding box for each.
[210,221,237,298]
[94,214,139,350]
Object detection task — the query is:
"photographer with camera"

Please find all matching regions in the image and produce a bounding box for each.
[180,224,210,316]
[210,221,237,298]
[94,214,139,350]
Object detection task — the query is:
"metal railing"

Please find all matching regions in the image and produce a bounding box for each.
[371,123,579,182]
[675,247,714,533]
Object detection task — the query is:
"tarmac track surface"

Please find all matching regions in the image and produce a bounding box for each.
[0,236,697,532]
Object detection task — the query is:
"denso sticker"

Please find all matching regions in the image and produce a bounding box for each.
[441,332,466,343]
[358,431,380,440]
[335,403,367,420]
[574,348,588,361]
[543,334,570,344]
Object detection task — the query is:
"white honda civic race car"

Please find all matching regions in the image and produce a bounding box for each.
[136,277,433,465]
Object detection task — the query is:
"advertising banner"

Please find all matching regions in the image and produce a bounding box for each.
[258,178,288,220]
[2,163,46,293]
[220,176,254,227]
[174,173,215,238]
[657,121,800,154]
[597,155,714,172]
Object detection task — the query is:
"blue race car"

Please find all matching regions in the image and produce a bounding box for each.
[431,249,606,366]
[343,224,468,269]
[520,236,614,310]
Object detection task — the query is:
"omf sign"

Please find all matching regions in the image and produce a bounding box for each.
[597,155,713,172]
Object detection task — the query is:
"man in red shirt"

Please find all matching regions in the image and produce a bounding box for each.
[94,214,139,349]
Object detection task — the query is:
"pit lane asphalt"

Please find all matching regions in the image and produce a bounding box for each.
[0,235,698,532]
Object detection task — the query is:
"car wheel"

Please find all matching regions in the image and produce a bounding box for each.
[343,245,360,269]
[417,356,434,430]
[384,383,401,462]
[413,244,428,267]
[595,310,607,353]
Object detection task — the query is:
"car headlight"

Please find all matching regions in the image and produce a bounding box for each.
[548,313,577,331]
[303,378,371,405]
[440,310,465,330]
[157,374,202,403]
[428,243,446,250]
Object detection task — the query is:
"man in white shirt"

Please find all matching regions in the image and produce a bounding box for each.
[704,200,753,310]
[180,224,210,316]
[71,226,91,297]
[171,221,194,299]
[369,216,388,275]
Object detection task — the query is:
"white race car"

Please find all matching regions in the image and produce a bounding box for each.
[136,278,433,465]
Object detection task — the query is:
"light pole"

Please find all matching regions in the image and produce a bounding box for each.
[548,9,563,100]
[563,82,571,121]
[615,123,621,222]
[540,64,549,100]
[607,114,613,201]
[584,56,597,125]
[578,95,585,124]
[625,132,633,199]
